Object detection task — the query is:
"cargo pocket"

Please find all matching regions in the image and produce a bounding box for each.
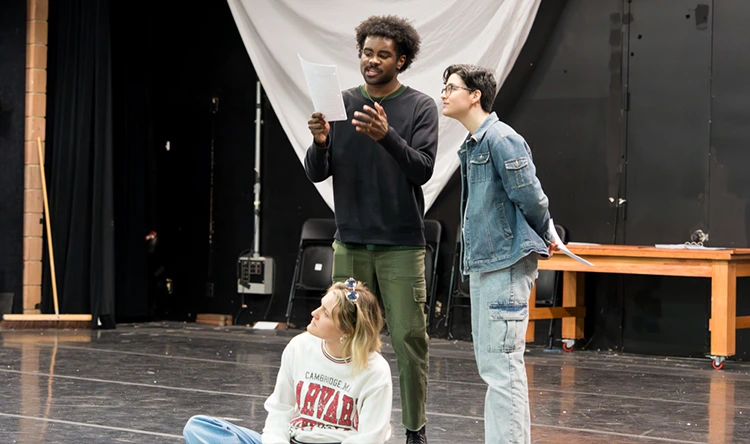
[411,284,427,337]
[487,303,528,353]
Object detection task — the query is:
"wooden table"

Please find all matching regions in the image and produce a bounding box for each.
[526,244,750,368]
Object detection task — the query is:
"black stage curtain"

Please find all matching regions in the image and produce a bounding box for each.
[494,0,569,119]
[43,0,115,328]
[0,0,27,314]
[110,1,156,321]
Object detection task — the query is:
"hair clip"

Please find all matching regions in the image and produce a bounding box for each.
[345,278,359,302]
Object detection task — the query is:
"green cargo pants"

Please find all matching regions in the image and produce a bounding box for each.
[331,240,429,431]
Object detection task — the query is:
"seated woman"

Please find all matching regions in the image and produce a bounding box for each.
[183,278,392,444]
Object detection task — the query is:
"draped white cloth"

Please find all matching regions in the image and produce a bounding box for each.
[226,0,540,212]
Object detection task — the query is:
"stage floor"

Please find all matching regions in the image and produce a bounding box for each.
[0,322,747,443]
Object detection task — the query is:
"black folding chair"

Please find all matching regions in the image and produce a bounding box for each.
[536,224,568,347]
[285,218,337,328]
[444,228,470,339]
[423,220,442,330]
[535,224,568,306]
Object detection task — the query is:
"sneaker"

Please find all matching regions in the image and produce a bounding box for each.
[405,426,427,444]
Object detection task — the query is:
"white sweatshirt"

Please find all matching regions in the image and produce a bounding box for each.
[262,332,393,444]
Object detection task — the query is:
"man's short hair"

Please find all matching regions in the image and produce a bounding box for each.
[442,64,496,113]
[355,15,421,72]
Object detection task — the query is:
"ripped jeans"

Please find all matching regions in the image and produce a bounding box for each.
[469,253,538,444]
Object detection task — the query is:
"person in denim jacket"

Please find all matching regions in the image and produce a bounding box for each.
[440,64,557,444]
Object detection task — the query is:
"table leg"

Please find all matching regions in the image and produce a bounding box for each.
[710,261,737,358]
[562,271,585,340]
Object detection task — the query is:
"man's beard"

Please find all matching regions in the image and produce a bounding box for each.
[362,67,395,86]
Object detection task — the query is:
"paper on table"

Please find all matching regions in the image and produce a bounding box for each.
[253,321,280,330]
[549,219,594,266]
[655,244,729,250]
[298,54,347,121]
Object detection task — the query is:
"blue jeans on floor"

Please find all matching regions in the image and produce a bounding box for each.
[469,253,537,444]
[183,415,262,444]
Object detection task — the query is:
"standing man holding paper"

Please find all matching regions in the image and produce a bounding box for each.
[440,64,557,444]
[304,15,438,444]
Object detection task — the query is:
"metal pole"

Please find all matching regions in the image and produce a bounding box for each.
[253,81,262,257]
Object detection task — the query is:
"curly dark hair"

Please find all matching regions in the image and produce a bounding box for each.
[355,15,421,72]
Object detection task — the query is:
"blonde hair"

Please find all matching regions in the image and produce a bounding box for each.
[327,280,383,374]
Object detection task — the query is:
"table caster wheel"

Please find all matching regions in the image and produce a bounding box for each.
[711,357,725,370]
[562,339,575,353]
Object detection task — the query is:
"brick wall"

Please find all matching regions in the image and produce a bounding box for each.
[23,0,48,313]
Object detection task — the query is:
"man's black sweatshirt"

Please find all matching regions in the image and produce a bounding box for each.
[304,85,439,246]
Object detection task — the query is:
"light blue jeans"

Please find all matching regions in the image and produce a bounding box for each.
[469,253,537,444]
[183,415,262,444]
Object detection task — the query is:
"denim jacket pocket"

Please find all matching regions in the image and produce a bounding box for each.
[495,201,514,240]
[504,157,532,189]
[488,303,527,353]
[470,152,491,183]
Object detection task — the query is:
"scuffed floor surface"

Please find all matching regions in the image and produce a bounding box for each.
[0,322,748,443]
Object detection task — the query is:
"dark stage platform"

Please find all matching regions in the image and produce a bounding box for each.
[0,322,747,443]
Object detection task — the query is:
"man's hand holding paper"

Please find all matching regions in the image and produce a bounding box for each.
[307,112,330,147]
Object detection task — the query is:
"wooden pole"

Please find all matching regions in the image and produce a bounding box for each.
[37,137,59,316]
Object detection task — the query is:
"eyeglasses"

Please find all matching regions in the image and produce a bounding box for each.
[441,84,473,96]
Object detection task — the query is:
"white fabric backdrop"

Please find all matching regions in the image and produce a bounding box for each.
[226,0,541,212]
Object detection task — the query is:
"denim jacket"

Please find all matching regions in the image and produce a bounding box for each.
[459,112,551,276]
